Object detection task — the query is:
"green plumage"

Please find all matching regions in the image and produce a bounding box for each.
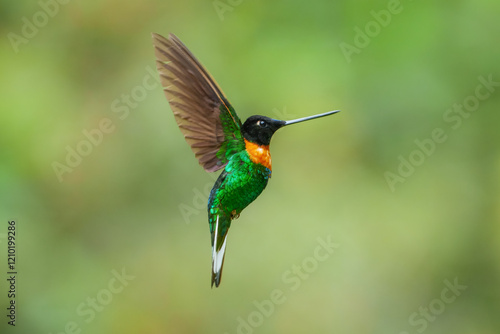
[209,151,270,232]
[216,105,245,163]
[207,149,271,286]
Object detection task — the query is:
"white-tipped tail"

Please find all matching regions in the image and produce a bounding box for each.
[211,215,229,287]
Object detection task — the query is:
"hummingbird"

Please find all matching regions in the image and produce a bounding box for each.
[152,33,340,287]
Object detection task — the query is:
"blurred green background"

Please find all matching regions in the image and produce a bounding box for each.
[1,0,499,333]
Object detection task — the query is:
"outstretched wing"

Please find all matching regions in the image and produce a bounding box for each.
[152,33,244,172]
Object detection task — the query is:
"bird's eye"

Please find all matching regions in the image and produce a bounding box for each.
[258,120,267,127]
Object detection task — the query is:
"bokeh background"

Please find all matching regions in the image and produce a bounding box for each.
[1,0,499,333]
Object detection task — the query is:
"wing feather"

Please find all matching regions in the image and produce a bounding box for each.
[152,33,244,172]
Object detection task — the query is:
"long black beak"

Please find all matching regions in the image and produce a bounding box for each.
[283,110,340,126]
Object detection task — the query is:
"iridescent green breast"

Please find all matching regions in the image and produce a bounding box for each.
[208,150,271,220]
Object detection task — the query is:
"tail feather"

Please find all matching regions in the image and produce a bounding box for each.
[211,214,230,287]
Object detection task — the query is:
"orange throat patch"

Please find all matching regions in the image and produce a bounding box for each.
[244,139,272,170]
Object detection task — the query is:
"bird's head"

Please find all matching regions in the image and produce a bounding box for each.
[241,110,341,146]
[241,116,286,146]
